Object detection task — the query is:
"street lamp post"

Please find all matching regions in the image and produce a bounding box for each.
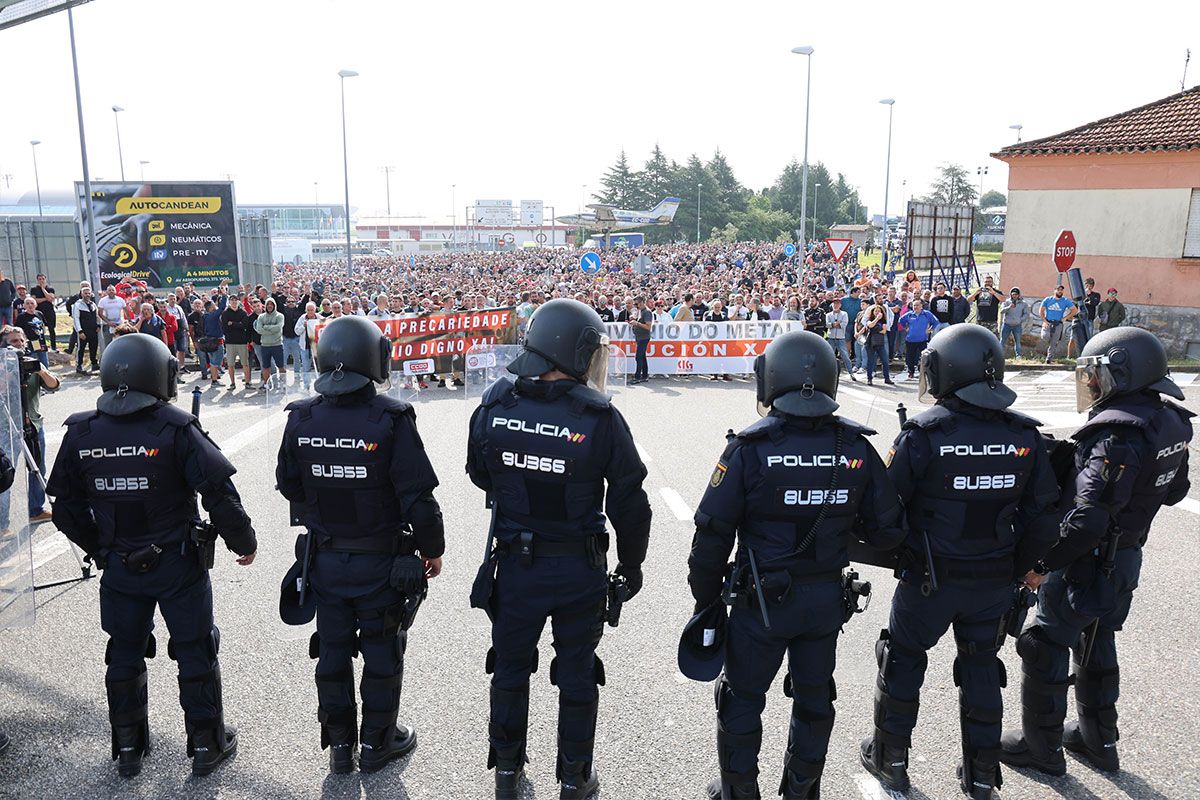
[381,165,395,217]
[976,166,988,202]
[791,46,814,247]
[338,69,359,279]
[111,105,126,182]
[451,184,456,248]
[879,98,896,270]
[30,140,43,216]
[696,182,703,243]
[1009,123,1023,142]
[138,160,149,181]
[812,183,822,239]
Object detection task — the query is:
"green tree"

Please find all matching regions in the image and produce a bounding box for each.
[923,163,978,206]
[595,149,640,208]
[728,194,794,242]
[980,189,1006,209]
[673,155,719,243]
[706,149,748,214]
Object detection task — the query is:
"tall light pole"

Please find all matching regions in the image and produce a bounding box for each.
[812,182,823,239]
[30,140,43,216]
[879,98,896,268]
[381,165,395,217]
[111,105,126,182]
[338,69,359,279]
[138,160,149,181]
[451,184,456,248]
[791,45,814,246]
[696,182,703,243]
[68,6,101,290]
[1009,123,1023,142]
[976,165,988,202]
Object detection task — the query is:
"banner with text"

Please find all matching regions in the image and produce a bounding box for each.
[76,180,240,289]
[606,320,802,375]
[310,308,517,376]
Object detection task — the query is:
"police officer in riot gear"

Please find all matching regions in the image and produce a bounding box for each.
[688,330,905,800]
[467,298,651,800]
[46,334,257,778]
[1000,327,1192,776]
[276,315,445,774]
[860,324,1060,799]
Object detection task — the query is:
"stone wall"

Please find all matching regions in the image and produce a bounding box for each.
[1123,303,1200,358]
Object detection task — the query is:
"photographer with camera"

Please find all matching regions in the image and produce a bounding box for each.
[0,325,58,526]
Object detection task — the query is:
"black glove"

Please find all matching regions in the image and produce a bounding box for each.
[614,563,643,601]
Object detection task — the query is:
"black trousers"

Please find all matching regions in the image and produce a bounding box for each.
[634,338,649,380]
[77,329,99,368]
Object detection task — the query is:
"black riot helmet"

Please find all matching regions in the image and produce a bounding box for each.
[754,330,839,417]
[315,315,391,396]
[98,333,178,416]
[918,324,1016,411]
[1075,326,1183,412]
[507,298,611,390]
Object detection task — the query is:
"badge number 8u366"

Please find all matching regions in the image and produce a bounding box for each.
[710,461,727,488]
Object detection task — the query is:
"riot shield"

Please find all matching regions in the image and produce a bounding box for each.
[0,348,34,628]
[464,343,626,403]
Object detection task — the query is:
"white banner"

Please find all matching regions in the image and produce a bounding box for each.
[605,320,802,375]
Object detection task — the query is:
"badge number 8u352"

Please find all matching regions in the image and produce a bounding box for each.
[710,461,728,488]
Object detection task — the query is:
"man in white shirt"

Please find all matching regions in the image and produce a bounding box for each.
[96,285,129,354]
[824,298,857,382]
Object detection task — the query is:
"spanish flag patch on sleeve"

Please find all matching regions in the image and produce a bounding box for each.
[710,461,728,488]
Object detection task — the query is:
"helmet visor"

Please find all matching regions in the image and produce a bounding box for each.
[583,335,612,393]
[917,348,936,404]
[1076,355,1117,412]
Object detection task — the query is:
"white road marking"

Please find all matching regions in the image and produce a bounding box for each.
[658,487,693,521]
[1174,497,1200,516]
[30,537,70,571]
[1033,371,1073,385]
[1005,370,1023,381]
[1173,373,1197,386]
[635,442,652,463]
[218,410,289,455]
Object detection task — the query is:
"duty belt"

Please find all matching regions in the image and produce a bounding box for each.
[317,533,406,555]
[931,555,1011,586]
[501,531,604,568]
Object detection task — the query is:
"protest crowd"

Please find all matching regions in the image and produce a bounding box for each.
[0,241,1128,392]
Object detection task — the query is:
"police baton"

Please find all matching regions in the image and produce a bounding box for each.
[192,386,202,419]
[746,546,771,630]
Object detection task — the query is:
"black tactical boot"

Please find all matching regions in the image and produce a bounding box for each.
[780,767,820,799]
[705,776,761,799]
[860,732,910,793]
[316,670,357,774]
[558,759,600,800]
[999,628,1069,776]
[999,729,1066,776]
[180,666,237,777]
[490,685,530,800]
[189,723,238,776]
[958,755,1001,799]
[359,670,415,772]
[107,671,151,779]
[1063,719,1119,772]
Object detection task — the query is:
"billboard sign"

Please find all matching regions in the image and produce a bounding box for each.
[76,181,240,289]
[982,211,1006,236]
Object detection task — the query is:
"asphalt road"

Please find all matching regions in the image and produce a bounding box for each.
[1,367,1197,800]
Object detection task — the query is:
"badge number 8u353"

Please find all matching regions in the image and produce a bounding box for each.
[710,461,728,488]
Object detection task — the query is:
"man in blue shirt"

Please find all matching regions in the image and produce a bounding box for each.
[896,299,939,380]
[1038,285,1077,363]
[200,292,228,386]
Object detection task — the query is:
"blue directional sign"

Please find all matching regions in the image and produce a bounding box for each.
[784,242,796,257]
[580,251,602,274]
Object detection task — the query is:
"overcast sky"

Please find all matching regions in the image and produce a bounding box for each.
[1,0,1196,223]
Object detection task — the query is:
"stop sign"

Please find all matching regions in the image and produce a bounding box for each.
[1054,230,1077,272]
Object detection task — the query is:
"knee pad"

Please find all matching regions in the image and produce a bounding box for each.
[1016,627,1067,675]
[548,654,604,688]
[168,626,219,662]
[487,645,538,676]
[105,634,157,665]
[952,636,1001,688]
[790,678,837,741]
[877,628,927,682]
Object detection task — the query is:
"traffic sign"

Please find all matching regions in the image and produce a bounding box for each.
[535,232,547,244]
[1054,230,1076,272]
[783,242,796,257]
[580,252,602,274]
[503,233,516,245]
[825,238,853,264]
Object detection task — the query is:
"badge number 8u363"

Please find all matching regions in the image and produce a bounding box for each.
[710,461,728,488]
